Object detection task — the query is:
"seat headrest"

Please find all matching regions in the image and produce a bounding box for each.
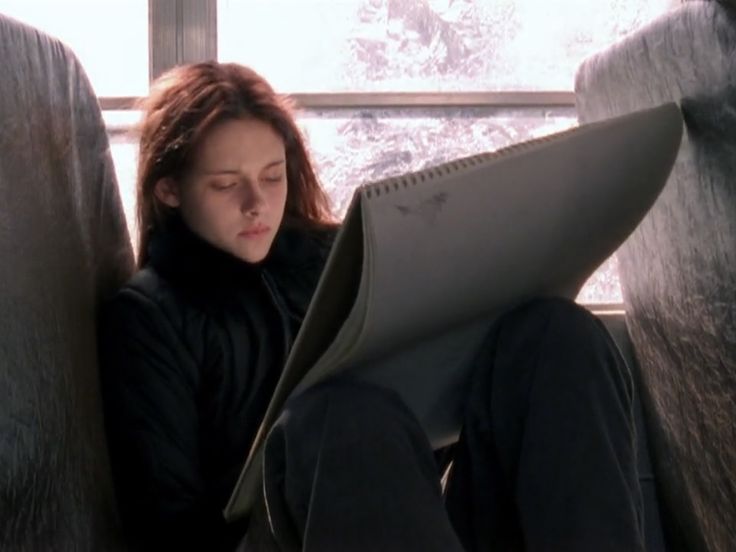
[0,13,133,549]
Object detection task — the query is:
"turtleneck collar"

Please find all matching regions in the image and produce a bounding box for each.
[146,215,335,295]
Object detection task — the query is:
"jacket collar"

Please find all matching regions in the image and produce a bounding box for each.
[146,215,335,294]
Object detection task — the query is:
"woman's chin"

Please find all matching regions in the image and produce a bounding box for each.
[228,242,271,264]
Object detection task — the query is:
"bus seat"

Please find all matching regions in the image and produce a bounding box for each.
[0,13,134,550]
[575,2,736,551]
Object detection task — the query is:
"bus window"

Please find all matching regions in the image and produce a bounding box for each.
[0,0,148,97]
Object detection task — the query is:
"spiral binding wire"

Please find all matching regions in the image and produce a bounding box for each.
[363,123,580,199]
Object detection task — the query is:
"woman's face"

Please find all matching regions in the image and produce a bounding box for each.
[157,117,288,264]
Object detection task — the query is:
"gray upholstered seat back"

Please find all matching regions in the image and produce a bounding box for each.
[0,14,134,551]
[575,2,736,551]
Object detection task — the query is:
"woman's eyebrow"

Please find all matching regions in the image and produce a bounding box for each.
[200,159,285,176]
[201,169,239,175]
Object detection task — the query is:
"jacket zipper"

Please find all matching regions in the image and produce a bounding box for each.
[260,269,294,368]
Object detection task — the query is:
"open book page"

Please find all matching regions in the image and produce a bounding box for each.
[224,102,683,521]
[350,315,497,448]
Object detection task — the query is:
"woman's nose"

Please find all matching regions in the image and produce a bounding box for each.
[239,181,266,215]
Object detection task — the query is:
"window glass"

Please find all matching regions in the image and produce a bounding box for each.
[0,0,149,96]
[108,138,138,242]
[218,0,676,92]
[298,106,576,215]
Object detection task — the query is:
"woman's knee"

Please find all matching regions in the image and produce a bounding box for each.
[487,296,629,398]
[263,377,439,536]
[496,297,611,360]
[499,297,602,342]
[276,378,414,435]
[268,377,430,470]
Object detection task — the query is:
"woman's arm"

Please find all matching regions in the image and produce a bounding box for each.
[98,287,232,550]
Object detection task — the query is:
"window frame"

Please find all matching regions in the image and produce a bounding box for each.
[99,0,579,109]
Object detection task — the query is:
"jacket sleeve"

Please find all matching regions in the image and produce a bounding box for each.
[98,287,238,550]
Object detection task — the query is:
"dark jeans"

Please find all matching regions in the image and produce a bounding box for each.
[240,298,645,551]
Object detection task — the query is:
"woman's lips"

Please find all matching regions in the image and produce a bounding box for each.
[238,226,269,238]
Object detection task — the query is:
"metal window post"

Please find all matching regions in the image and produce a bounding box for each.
[148,0,217,82]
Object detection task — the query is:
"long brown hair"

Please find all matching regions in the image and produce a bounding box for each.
[134,62,334,267]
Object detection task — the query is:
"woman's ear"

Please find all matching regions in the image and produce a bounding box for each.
[154,177,181,208]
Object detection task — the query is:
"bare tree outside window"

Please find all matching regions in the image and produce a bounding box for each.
[218,0,675,91]
[298,106,576,216]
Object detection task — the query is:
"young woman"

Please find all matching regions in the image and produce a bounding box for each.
[99,62,645,552]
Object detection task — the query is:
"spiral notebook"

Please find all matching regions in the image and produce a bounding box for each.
[223,102,684,521]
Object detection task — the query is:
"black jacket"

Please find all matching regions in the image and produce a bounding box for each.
[98,216,335,551]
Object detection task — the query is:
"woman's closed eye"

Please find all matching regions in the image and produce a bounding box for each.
[210,180,238,191]
[262,173,285,184]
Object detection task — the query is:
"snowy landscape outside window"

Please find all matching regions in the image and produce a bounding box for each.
[217,0,676,92]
